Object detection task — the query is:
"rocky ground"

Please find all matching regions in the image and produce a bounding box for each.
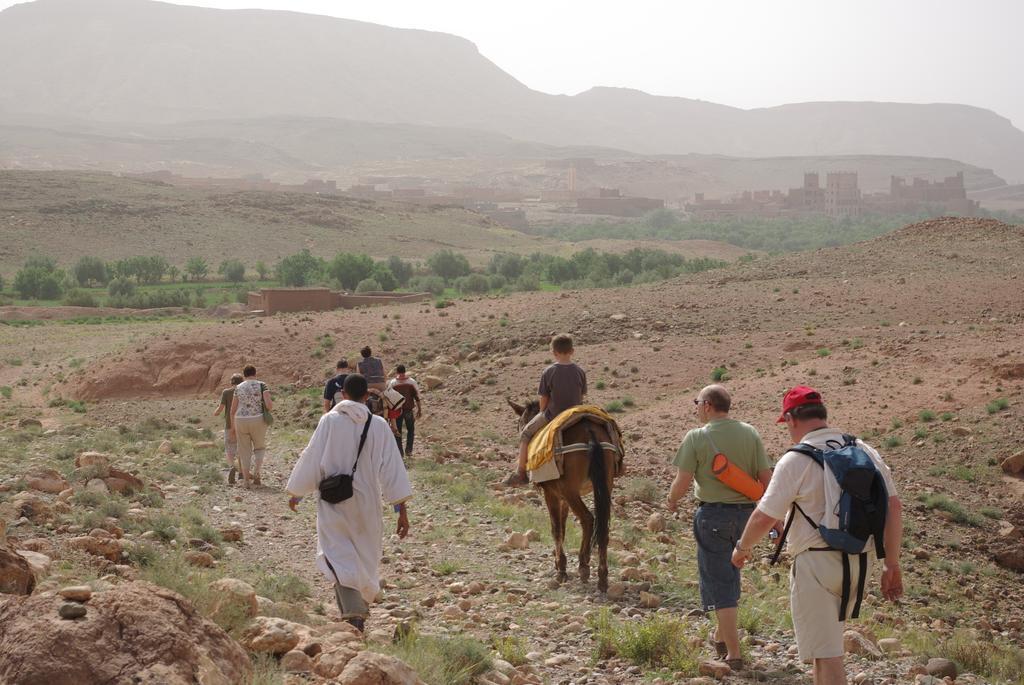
[1,217,1023,684]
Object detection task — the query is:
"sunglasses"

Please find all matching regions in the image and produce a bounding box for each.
[693,399,708,405]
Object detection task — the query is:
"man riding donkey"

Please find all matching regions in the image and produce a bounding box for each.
[506,334,625,592]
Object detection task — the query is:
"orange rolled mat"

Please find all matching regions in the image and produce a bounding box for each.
[711,452,765,501]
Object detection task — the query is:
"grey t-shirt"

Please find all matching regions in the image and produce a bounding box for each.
[539,362,587,420]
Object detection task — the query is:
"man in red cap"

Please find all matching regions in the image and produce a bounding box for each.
[731,386,904,685]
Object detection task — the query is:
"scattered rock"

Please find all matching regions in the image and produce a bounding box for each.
[995,547,1024,572]
[606,582,628,600]
[75,451,110,472]
[281,649,314,673]
[646,513,666,533]
[639,591,662,608]
[951,426,972,437]
[59,585,93,602]
[878,637,901,654]
[0,547,36,595]
[609,314,628,322]
[209,578,259,622]
[15,550,51,581]
[524,529,541,542]
[314,647,359,679]
[158,440,174,455]
[25,468,69,494]
[0,581,252,684]
[241,616,303,655]
[505,532,529,550]
[337,651,425,684]
[926,658,958,679]
[1001,451,1024,475]
[184,551,215,568]
[9,492,52,522]
[58,602,88,620]
[423,375,444,391]
[86,478,109,494]
[843,630,881,658]
[698,660,732,679]
[219,524,244,542]
[66,535,124,562]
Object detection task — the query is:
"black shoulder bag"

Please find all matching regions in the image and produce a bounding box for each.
[319,417,372,503]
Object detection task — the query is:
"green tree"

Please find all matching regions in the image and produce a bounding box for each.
[137,256,168,284]
[426,249,470,283]
[108,278,136,297]
[14,264,63,299]
[327,253,375,291]
[218,259,246,283]
[487,253,525,280]
[355,278,382,293]
[456,273,490,294]
[73,256,109,287]
[167,265,180,283]
[255,260,269,280]
[371,263,397,291]
[386,256,413,287]
[185,256,209,282]
[276,250,323,287]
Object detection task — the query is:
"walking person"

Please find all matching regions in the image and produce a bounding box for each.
[665,384,772,671]
[213,373,244,484]
[388,364,422,456]
[732,386,903,685]
[230,365,273,488]
[323,359,350,412]
[286,374,412,633]
[358,346,387,414]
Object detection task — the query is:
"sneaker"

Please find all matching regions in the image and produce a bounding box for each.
[227,467,236,485]
[502,471,530,488]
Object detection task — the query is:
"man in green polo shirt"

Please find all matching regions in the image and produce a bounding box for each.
[665,384,772,672]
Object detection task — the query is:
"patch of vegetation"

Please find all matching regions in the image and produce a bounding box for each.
[492,636,528,667]
[623,478,661,504]
[589,608,699,676]
[986,397,1009,414]
[255,573,312,603]
[883,436,902,449]
[916,493,984,527]
[385,630,491,685]
[432,560,461,577]
[903,629,1024,685]
[604,400,625,413]
[816,347,831,357]
[710,366,729,382]
[918,409,936,422]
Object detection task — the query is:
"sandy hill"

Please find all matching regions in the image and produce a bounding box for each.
[0,171,560,270]
[2,0,1024,180]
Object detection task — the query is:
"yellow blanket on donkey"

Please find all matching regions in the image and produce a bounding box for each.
[526,405,623,472]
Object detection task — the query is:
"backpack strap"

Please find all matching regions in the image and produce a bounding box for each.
[769,445,827,565]
[350,416,373,476]
[788,443,824,466]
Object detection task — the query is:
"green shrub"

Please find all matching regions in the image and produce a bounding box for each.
[883,436,902,449]
[589,608,698,675]
[919,409,936,422]
[623,478,660,504]
[386,631,491,685]
[917,493,983,527]
[63,289,99,307]
[710,366,729,382]
[355,277,382,293]
[986,397,1009,414]
[604,400,625,413]
[816,347,831,357]
[492,636,528,667]
[255,573,312,603]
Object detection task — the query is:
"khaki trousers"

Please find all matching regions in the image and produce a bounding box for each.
[234,416,268,476]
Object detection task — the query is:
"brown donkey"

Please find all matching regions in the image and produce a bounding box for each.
[507,399,621,592]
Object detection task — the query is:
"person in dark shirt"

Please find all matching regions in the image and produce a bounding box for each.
[505,334,587,487]
[323,359,350,412]
[388,364,423,456]
[213,373,244,484]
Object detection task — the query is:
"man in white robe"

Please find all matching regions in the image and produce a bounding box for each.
[286,373,412,632]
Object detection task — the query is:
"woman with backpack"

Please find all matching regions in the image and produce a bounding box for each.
[231,364,274,488]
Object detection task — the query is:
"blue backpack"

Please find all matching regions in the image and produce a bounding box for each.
[771,435,889,619]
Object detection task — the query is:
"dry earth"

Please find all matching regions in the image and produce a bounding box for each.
[1,217,1023,684]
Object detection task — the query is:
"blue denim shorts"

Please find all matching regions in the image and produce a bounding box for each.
[693,503,754,612]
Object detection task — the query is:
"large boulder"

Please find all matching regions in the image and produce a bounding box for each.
[208,578,258,623]
[240,616,303,655]
[65,535,124,562]
[1002,451,1024,475]
[26,468,69,495]
[0,581,252,685]
[337,651,425,685]
[9,492,52,522]
[0,547,36,595]
[16,550,52,582]
[106,468,144,494]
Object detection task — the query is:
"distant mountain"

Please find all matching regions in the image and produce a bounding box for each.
[2,0,1024,180]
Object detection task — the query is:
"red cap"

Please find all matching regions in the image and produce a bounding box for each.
[777,385,823,422]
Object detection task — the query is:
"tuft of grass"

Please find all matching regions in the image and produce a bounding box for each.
[0,386,11,400]
[604,400,625,413]
[903,629,1024,685]
[710,366,729,382]
[492,636,528,667]
[940,411,955,422]
[384,630,491,685]
[883,436,902,449]
[622,396,636,408]
[917,493,984,527]
[918,409,936,422]
[432,559,461,577]
[986,397,1009,414]
[255,573,312,603]
[816,347,831,357]
[589,608,699,676]
[623,478,661,504]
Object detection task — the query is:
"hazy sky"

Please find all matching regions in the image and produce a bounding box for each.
[4,0,1022,127]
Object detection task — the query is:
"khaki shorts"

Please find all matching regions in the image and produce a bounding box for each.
[519,411,549,444]
[790,550,872,662]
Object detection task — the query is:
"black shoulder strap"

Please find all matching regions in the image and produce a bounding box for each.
[788,443,824,467]
[350,417,373,475]
[769,501,819,565]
